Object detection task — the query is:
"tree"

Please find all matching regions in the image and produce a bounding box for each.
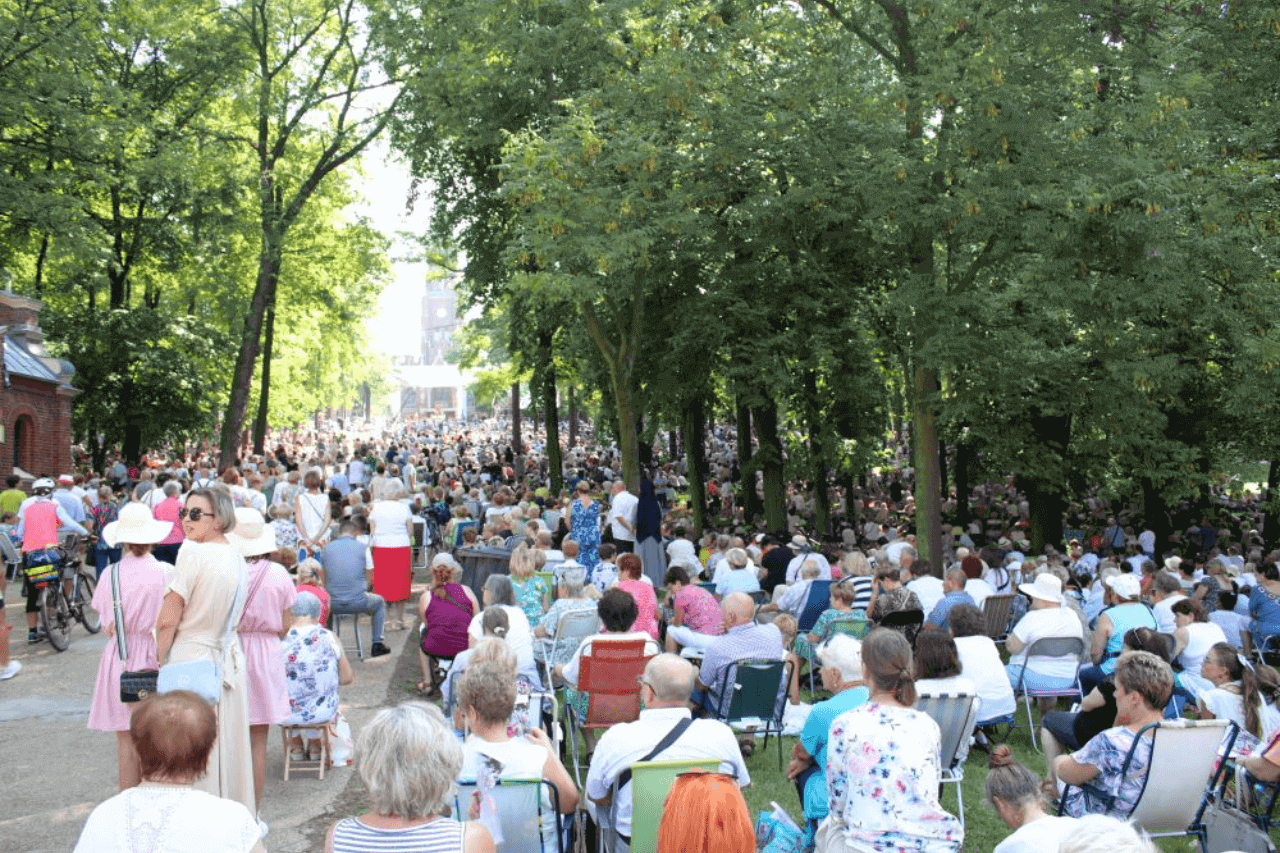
[216,0,404,467]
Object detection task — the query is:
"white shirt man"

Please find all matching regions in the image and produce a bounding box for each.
[906,569,945,617]
[609,483,638,551]
[586,654,749,853]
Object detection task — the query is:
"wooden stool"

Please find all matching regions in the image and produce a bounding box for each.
[280,723,331,780]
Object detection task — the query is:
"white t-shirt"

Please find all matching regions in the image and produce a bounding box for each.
[73,784,259,853]
[907,575,945,617]
[955,635,1017,721]
[467,605,535,673]
[964,578,994,608]
[1009,606,1086,680]
[992,815,1079,853]
[610,491,638,542]
[368,500,413,549]
[1153,594,1187,633]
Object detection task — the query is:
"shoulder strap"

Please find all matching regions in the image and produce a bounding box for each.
[238,562,273,627]
[111,562,128,662]
[616,716,694,791]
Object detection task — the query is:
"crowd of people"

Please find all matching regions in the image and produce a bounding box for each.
[5,412,1279,852]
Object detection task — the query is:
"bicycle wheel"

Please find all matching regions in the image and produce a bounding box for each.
[76,571,102,633]
[40,587,71,651]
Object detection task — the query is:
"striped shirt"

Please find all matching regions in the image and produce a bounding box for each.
[331,816,464,853]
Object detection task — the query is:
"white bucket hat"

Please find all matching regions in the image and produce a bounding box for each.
[229,507,276,557]
[1106,573,1142,600]
[1018,573,1064,605]
[103,502,174,548]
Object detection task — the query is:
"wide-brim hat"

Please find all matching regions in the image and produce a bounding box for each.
[1018,573,1064,604]
[228,507,276,557]
[103,502,174,547]
[1106,573,1142,600]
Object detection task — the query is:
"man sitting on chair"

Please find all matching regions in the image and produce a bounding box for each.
[586,654,749,853]
[690,592,785,716]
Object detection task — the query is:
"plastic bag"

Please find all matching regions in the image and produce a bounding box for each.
[329,712,354,767]
[756,802,804,853]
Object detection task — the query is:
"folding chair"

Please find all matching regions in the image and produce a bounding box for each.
[454,777,563,853]
[1010,636,1086,752]
[803,614,869,693]
[695,581,717,597]
[411,517,428,569]
[915,692,980,829]
[535,570,557,603]
[796,580,833,634]
[711,658,792,772]
[1059,718,1234,850]
[534,608,601,686]
[879,608,924,647]
[624,757,723,853]
[981,594,1016,643]
[566,639,655,787]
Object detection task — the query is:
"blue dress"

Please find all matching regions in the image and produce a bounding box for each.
[1250,584,1280,648]
[568,498,601,570]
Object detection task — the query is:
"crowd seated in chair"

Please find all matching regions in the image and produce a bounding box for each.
[585,654,748,853]
[457,642,577,853]
[815,628,962,853]
[690,593,785,716]
[785,635,869,846]
[656,769,754,853]
[1049,650,1171,818]
[281,592,353,761]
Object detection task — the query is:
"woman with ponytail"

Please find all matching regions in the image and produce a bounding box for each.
[1197,642,1280,754]
[985,744,1078,852]
[814,629,962,853]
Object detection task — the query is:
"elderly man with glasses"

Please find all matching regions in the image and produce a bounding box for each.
[585,653,750,853]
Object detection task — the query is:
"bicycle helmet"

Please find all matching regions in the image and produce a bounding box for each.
[32,477,54,493]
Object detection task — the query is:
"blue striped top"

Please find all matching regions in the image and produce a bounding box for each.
[331,816,464,853]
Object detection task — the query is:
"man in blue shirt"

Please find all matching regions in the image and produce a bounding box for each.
[319,520,390,657]
[927,567,978,631]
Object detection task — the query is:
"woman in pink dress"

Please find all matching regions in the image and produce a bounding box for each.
[616,552,659,640]
[88,502,170,789]
[230,507,297,815]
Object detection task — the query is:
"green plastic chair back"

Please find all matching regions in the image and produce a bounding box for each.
[627,757,722,853]
[533,569,556,601]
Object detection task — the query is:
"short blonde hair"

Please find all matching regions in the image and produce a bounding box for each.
[356,702,461,820]
[459,640,518,727]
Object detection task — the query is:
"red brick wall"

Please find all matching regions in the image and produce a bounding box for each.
[3,377,72,478]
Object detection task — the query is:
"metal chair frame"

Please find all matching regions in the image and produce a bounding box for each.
[1009,635,1086,752]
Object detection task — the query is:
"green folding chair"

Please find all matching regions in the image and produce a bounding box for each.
[625,757,722,853]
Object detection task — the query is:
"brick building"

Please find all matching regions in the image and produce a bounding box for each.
[0,292,76,479]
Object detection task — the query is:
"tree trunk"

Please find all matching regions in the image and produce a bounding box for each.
[803,371,830,539]
[1016,474,1068,556]
[954,436,971,527]
[511,383,522,454]
[219,230,282,469]
[580,297,643,492]
[1265,459,1280,550]
[669,429,678,462]
[736,401,762,524]
[938,438,948,503]
[543,362,562,495]
[637,413,654,468]
[1141,476,1172,559]
[910,363,944,567]
[568,385,577,450]
[251,295,276,456]
[753,403,787,533]
[682,398,708,539]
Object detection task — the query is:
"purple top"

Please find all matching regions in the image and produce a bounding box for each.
[421,583,474,656]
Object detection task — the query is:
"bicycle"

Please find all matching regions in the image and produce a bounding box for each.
[26,534,101,651]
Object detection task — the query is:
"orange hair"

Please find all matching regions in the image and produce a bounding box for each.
[655,770,754,853]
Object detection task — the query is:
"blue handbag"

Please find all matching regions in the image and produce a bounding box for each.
[158,563,249,705]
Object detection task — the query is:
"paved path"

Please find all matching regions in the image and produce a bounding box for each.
[1,584,422,852]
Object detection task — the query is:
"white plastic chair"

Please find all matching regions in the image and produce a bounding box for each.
[915,692,979,829]
[454,777,562,853]
[1011,635,1086,752]
[534,607,600,686]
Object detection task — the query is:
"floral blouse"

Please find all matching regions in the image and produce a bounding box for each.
[512,574,550,628]
[1061,725,1153,818]
[282,625,342,727]
[826,702,963,852]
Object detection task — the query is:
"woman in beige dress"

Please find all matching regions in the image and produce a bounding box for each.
[155,487,256,818]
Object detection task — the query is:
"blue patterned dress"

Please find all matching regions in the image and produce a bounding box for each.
[282,624,341,728]
[569,497,601,570]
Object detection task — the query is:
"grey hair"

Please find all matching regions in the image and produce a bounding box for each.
[801,560,822,579]
[356,701,461,820]
[163,480,181,497]
[646,653,696,703]
[1153,572,1182,595]
[187,487,236,533]
[291,591,322,619]
[484,573,516,606]
[900,545,918,562]
[817,634,863,683]
[715,534,732,550]
[383,479,409,501]
[726,547,748,569]
[559,567,587,597]
[1057,815,1157,853]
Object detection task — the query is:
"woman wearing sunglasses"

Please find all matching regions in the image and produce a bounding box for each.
[154,487,256,819]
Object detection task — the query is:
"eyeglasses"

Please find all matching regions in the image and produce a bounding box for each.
[178,507,209,521]
[634,676,655,692]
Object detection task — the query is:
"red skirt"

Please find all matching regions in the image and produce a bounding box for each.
[372,546,412,603]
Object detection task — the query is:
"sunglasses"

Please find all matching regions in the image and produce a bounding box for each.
[178,507,210,521]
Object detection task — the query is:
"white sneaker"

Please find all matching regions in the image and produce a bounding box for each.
[0,660,21,681]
